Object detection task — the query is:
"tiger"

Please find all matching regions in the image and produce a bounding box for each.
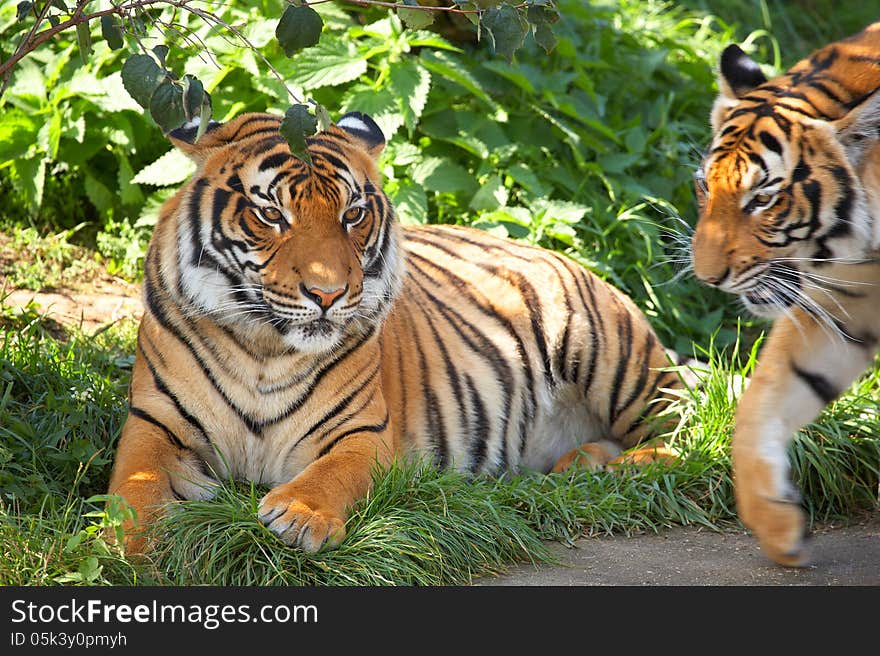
[691,23,880,566]
[108,110,687,554]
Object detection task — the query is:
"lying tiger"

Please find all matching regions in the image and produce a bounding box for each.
[109,111,687,553]
[692,23,880,566]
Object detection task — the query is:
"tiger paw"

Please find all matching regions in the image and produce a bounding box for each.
[735,474,810,567]
[258,488,346,553]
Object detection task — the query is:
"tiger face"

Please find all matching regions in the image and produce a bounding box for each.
[692,44,880,319]
[167,112,402,353]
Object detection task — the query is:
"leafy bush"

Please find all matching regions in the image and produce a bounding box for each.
[0,0,758,350]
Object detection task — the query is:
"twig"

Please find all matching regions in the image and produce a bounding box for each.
[306,0,527,14]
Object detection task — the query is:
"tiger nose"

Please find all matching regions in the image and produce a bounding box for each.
[700,267,731,287]
[301,284,347,310]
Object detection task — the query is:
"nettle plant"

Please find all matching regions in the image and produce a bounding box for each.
[1,0,560,164]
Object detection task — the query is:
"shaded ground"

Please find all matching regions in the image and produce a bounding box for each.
[476,513,880,586]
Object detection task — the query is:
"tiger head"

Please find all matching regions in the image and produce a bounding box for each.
[691,44,880,318]
[164,111,403,353]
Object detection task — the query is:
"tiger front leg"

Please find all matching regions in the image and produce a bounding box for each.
[732,313,877,567]
[108,412,216,554]
[258,430,393,553]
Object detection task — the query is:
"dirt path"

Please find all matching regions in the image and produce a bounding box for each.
[476,514,880,586]
[2,287,143,334]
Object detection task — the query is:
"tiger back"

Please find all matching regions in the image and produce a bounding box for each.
[691,23,880,566]
[108,111,685,553]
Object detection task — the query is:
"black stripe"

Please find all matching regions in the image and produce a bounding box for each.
[759,131,783,155]
[607,308,633,422]
[829,165,855,233]
[621,371,679,437]
[412,327,449,468]
[464,374,490,473]
[259,152,293,172]
[128,405,185,450]
[317,412,389,458]
[287,363,381,456]
[572,266,602,395]
[420,301,469,449]
[792,364,839,404]
[228,120,280,143]
[543,254,576,381]
[614,331,657,420]
[140,342,211,447]
[416,230,555,393]
[143,278,265,435]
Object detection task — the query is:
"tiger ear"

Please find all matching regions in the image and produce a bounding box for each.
[711,45,768,132]
[167,117,226,162]
[167,113,280,163]
[336,112,386,158]
[831,91,880,170]
[719,45,768,99]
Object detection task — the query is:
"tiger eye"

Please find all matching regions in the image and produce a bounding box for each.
[753,193,773,206]
[343,206,366,226]
[260,207,284,223]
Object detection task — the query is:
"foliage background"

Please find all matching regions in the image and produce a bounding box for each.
[0,0,878,584]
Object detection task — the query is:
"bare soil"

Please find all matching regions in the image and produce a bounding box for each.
[0,230,143,335]
[477,513,880,586]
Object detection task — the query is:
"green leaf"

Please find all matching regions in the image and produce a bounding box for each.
[469,174,508,211]
[388,180,428,225]
[420,51,494,107]
[410,157,477,195]
[280,104,318,165]
[100,15,124,51]
[75,21,91,65]
[481,5,529,62]
[181,75,204,122]
[282,38,367,90]
[97,72,146,113]
[533,21,557,54]
[117,150,144,207]
[12,157,45,209]
[398,1,435,30]
[597,152,641,174]
[315,103,332,131]
[195,94,213,142]
[132,149,197,186]
[84,172,113,213]
[149,79,186,134]
[526,0,560,25]
[0,109,38,162]
[36,108,62,159]
[532,199,590,224]
[275,5,324,57]
[64,531,84,553]
[152,45,169,68]
[121,54,164,109]
[389,60,431,134]
[15,1,31,21]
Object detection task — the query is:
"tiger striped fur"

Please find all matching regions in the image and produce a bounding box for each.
[108,112,685,553]
[692,23,880,566]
